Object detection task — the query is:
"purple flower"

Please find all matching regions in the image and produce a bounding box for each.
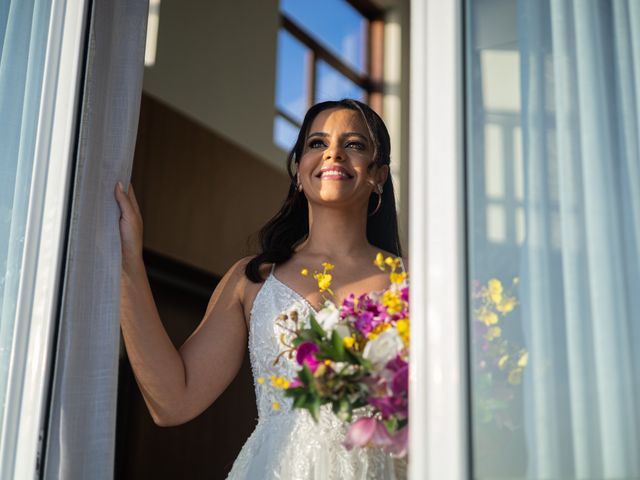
[296,341,320,372]
[355,311,375,335]
[400,287,409,302]
[391,365,408,395]
[369,395,408,419]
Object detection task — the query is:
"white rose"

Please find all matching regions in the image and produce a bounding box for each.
[316,301,340,331]
[363,329,404,370]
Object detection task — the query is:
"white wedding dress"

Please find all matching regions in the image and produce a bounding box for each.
[226,265,405,479]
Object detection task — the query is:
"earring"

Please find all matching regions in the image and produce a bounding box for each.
[369,187,382,216]
[296,175,303,192]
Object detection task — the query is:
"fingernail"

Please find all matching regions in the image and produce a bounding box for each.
[117,182,123,191]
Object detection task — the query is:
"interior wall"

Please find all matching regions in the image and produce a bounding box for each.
[132,93,290,277]
[142,0,284,171]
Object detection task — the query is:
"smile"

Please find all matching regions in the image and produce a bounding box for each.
[316,166,354,180]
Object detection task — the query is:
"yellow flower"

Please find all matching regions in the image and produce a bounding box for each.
[321,262,335,271]
[390,271,408,284]
[343,336,356,348]
[324,359,332,365]
[396,318,410,345]
[518,351,528,367]
[256,377,265,384]
[384,256,401,270]
[367,322,392,340]
[374,252,385,270]
[300,268,309,277]
[486,326,502,341]
[313,272,333,292]
[479,309,499,326]
[498,354,509,369]
[496,297,517,314]
[382,291,402,315]
[488,278,503,294]
[270,376,290,389]
[508,368,523,385]
[272,401,281,411]
[490,291,503,304]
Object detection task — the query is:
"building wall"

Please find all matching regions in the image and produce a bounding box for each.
[132,93,290,277]
[142,0,283,171]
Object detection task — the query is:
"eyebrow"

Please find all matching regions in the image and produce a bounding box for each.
[306,131,369,142]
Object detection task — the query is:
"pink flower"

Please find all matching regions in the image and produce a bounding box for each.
[288,378,301,388]
[387,426,408,457]
[344,417,393,450]
[296,341,320,372]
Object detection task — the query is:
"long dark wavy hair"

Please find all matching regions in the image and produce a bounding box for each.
[245,99,403,282]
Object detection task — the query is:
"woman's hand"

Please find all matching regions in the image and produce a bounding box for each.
[115,182,144,270]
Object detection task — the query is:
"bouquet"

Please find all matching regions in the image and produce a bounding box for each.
[270,254,409,457]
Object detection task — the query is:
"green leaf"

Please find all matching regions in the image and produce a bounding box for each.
[331,330,345,361]
[299,364,314,387]
[309,397,321,422]
[384,417,398,434]
[310,315,326,338]
[293,393,307,409]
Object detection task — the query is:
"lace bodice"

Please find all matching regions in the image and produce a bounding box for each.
[226,266,406,479]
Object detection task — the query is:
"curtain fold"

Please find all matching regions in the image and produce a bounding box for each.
[44,0,148,478]
[518,0,640,478]
[0,0,52,423]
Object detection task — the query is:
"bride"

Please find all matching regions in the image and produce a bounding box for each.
[116,99,406,479]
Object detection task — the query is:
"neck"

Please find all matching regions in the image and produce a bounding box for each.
[297,203,372,259]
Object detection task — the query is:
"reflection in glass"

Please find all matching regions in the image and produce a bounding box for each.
[275,29,308,124]
[315,60,365,104]
[280,0,367,74]
[466,0,640,479]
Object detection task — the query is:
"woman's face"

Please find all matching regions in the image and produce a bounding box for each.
[297,107,388,211]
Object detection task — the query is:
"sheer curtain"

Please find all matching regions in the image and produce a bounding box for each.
[518,0,640,478]
[0,0,52,423]
[44,0,148,478]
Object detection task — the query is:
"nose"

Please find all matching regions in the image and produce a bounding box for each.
[323,141,345,162]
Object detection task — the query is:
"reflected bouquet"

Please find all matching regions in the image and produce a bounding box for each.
[271,254,409,457]
[472,277,528,429]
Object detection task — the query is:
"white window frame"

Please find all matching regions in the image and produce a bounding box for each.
[409,0,469,479]
[0,0,89,478]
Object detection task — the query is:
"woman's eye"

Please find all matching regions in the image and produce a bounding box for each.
[308,140,325,148]
[346,141,365,150]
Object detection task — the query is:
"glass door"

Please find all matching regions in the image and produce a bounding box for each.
[465,0,640,478]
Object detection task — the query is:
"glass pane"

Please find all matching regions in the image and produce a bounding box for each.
[315,60,365,103]
[275,29,308,124]
[281,0,367,74]
[274,115,299,152]
[0,0,52,423]
[466,1,640,479]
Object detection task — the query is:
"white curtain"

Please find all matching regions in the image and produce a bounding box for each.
[0,0,52,423]
[518,0,640,478]
[44,0,148,478]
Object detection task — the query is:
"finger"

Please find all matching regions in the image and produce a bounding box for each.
[115,183,134,217]
[128,184,142,217]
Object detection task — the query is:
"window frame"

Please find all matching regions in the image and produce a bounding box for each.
[409,0,470,479]
[275,0,385,143]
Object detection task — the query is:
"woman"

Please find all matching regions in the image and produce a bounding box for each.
[116,99,406,479]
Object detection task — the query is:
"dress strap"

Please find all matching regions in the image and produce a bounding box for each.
[270,262,276,274]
